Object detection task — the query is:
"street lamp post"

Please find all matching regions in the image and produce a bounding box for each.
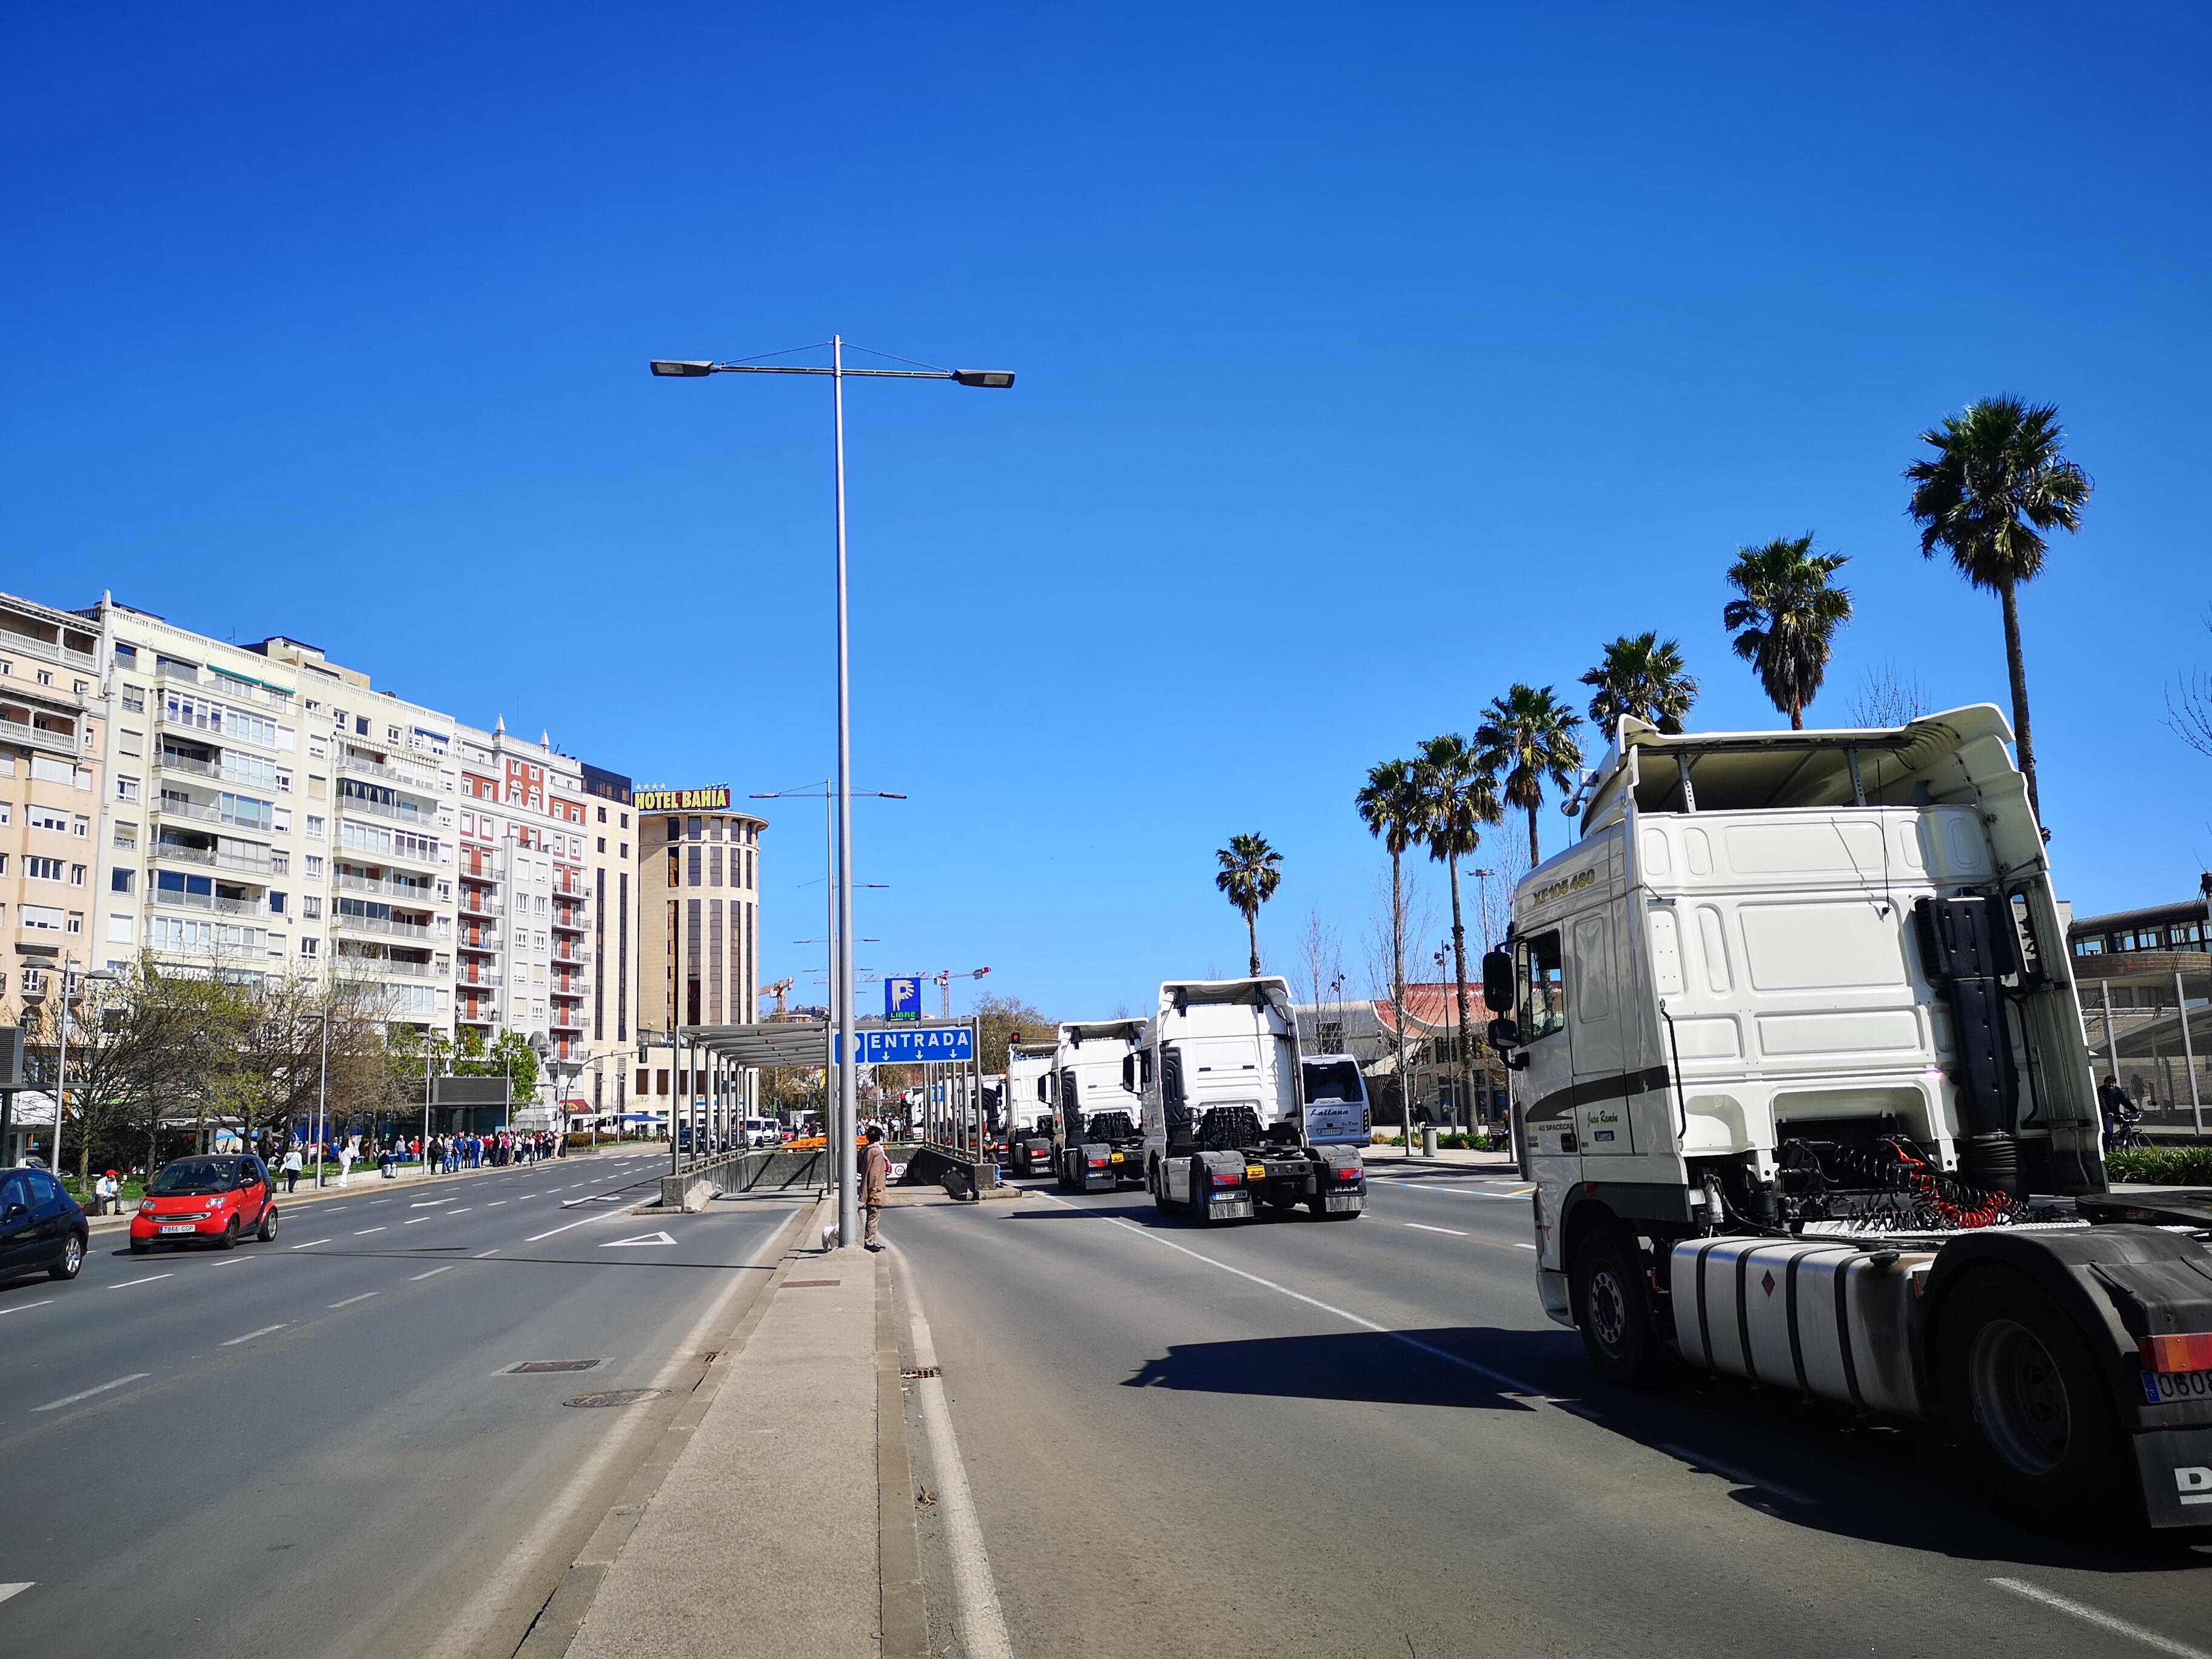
[657,341,1010,1247]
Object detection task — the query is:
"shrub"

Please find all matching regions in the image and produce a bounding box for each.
[2105,1145,2212,1187]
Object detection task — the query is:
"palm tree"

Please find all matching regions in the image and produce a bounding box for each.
[1410,736,1498,1127]
[1356,759,1424,1155]
[1905,396,2091,820]
[1721,535,1852,731]
[1475,685,1583,866]
[1213,834,1282,978]
[1581,632,1698,736]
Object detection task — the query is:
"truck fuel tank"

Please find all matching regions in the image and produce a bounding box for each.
[1670,1238,1936,1418]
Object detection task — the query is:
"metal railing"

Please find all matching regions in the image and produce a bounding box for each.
[153,888,263,917]
[338,793,434,827]
[336,872,438,903]
[334,953,438,979]
[150,842,282,877]
[332,911,433,940]
[337,749,441,793]
[0,714,81,757]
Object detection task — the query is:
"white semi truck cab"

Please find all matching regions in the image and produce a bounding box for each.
[1141,978,1365,1222]
[1050,1020,1151,1191]
[1005,1043,1058,1177]
[1486,706,2212,1529]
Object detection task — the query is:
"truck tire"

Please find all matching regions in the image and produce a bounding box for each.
[1187,1159,1212,1227]
[1572,1228,1665,1390]
[1150,1160,1178,1213]
[1936,1265,2126,1527]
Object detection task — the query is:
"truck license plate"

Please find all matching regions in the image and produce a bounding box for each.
[2143,1369,2212,1404]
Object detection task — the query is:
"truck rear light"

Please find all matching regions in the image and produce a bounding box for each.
[2140,1333,2212,1373]
[1212,1173,1243,1188]
[1244,1164,1265,1182]
[1335,1168,1362,1182]
[1087,1158,1108,1168]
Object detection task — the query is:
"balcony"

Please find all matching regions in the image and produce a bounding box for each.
[0,712,81,759]
[457,973,503,994]
[152,796,275,835]
[553,875,588,899]
[156,749,281,788]
[334,953,438,979]
[335,872,439,905]
[358,837,443,873]
[550,1011,585,1033]
[154,888,264,917]
[459,891,503,917]
[154,706,286,757]
[333,911,433,942]
[151,841,283,877]
[337,748,441,794]
[157,665,295,711]
[457,931,498,953]
[338,792,434,828]
[551,910,585,933]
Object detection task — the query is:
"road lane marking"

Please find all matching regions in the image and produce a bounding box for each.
[210,1256,253,1268]
[0,1584,30,1607]
[289,1239,332,1250]
[329,1292,380,1309]
[602,1231,675,1248]
[1657,1443,1815,1506]
[412,1198,457,1208]
[0,1300,53,1318]
[1404,1222,1468,1236]
[1988,1578,2210,1658]
[475,1248,501,1258]
[525,1215,604,1241]
[900,1265,1013,1659]
[109,1274,173,1292]
[221,1323,289,1347]
[1035,1191,1543,1395]
[410,1265,454,1281]
[488,1200,506,1206]
[1515,1242,1538,1250]
[449,1207,471,1215]
[404,1216,431,1225]
[355,1227,386,1236]
[33,1373,149,1412]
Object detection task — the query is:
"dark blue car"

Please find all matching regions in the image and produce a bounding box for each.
[0,1165,89,1283]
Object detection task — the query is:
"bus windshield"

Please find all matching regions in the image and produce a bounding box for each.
[1302,1061,1363,1104]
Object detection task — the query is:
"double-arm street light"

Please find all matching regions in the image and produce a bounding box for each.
[655,339,1011,1246]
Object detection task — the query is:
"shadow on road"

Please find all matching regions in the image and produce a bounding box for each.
[1125,1326,1565,1411]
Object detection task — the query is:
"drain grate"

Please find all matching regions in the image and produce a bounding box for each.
[900,1366,942,1380]
[564,1388,667,1408]
[508,1359,603,1375]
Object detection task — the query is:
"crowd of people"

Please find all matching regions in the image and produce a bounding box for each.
[271,1128,566,1191]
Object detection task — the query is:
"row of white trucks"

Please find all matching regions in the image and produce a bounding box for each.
[981,705,2211,1532]
[996,990,1370,1222]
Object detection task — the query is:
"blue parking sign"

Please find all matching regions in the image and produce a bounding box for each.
[885,976,922,1021]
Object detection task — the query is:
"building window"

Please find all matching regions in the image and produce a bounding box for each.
[307,815,324,839]
[73,815,89,838]
[22,905,62,932]
[116,776,140,802]
[113,822,136,850]
[305,854,323,877]
[66,911,82,934]
[26,856,65,882]
[303,895,322,919]
[70,863,85,885]
[122,687,144,713]
[301,936,320,959]
[112,868,134,894]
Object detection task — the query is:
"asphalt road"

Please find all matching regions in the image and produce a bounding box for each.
[890,1165,2212,1659]
[0,1153,802,1659]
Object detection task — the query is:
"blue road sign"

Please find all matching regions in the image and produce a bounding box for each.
[835,1025,974,1065]
[885,976,922,1022]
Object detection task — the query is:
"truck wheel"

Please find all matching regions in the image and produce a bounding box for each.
[1187,1159,1212,1227]
[1150,1161,1177,1213]
[1571,1229,1664,1389]
[1937,1267,2124,1526]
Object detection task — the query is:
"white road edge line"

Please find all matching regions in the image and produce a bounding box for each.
[410,1265,454,1281]
[1988,1578,2211,1659]
[329,1292,380,1309]
[0,1299,54,1317]
[109,1274,173,1291]
[0,1583,31,1607]
[33,1373,150,1412]
[1655,1443,1816,1507]
[900,1260,1014,1659]
[1036,1191,1544,1396]
[220,1323,289,1347]
[1404,1222,1469,1236]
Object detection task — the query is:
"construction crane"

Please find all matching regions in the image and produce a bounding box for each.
[925,967,991,1019]
[757,978,795,1019]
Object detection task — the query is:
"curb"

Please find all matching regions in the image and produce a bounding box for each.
[512,1195,822,1659]
[877,1248,928,1658]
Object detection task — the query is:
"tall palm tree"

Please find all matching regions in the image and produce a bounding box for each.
[1721,536,1852,731]
[1581,632,1698,735]
[1213,834,1282,978]
[1355,759,1424,1155]
[1475,685,1583,866]
[1411,736,1498,1127]
[1905,396,2091,821]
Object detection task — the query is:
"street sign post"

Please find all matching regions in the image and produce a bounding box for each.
[885,976,922,1022]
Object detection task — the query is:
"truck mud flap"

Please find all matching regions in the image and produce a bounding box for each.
[2134,1426,2212,1527]
[1210,1197,1255,1221]
[1324,1191,1365,1214]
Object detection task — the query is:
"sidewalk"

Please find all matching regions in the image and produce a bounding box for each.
[547,1197,902,1659]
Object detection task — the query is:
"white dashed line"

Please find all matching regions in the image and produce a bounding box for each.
[0,1300,54,1318]
[1987,1578,2210,1658]
[329,1292,380,1309]
[289,1239,331,1251]
[410,1265,454,1281]
[221,1323,289,1347]
[33,1373,149,1412]
[1404,1221,1468,1236]
[110,1275,173,1292]
[354,1227,385,1236]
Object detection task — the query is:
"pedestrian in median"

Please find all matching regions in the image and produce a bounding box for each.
[93,1168,119,1215]
[280,1145,303,1195]
[860,1124,889,1253]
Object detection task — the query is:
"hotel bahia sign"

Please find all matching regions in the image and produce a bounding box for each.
[634,785,732,812]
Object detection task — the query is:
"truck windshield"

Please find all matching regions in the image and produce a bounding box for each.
[1302,1061,1363,1103]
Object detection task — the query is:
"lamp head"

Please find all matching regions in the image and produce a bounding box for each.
[951,369,1016,389]
[649,360,717,378]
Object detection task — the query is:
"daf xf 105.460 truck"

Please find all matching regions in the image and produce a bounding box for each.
[1142,978,1366,1222]
[1486,705,2212,1529]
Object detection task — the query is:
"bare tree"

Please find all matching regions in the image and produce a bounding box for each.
[1295,909,1345,1043]
[1849,658,1932,728]
[2167,614,2212,760]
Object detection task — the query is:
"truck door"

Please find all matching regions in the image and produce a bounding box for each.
[1567,905,1635,1155]
[1516,931,1577,1157]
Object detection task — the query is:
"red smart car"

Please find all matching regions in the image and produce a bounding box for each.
[130,1154,280,1253]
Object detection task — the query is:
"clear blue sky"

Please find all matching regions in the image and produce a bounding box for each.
[5,3,2208,1021]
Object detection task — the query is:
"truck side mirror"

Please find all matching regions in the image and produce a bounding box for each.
[1487,1018,1528,1072]
[1481,948,1514,1014]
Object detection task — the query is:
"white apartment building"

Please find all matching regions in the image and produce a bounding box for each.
[77,597,458,1039]
[0,594,105,1006]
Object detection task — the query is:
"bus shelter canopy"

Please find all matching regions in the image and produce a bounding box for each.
[672,1021,831,1069]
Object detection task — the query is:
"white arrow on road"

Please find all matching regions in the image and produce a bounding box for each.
[601,1230,676,1248]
